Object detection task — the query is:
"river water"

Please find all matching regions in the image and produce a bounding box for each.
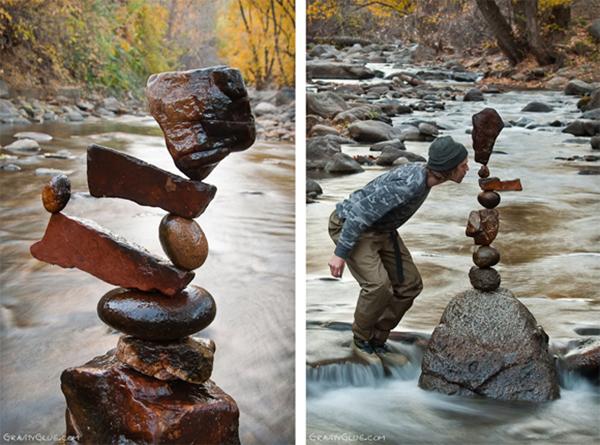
[307,66,600,444]
[0,116,295,444]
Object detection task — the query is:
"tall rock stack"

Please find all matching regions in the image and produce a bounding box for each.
[419,108,560,402]
[30,67,255,444]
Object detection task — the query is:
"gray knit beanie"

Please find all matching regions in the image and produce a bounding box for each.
[427,136,468,171]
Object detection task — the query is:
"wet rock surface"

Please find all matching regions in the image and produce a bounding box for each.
[348,120,401,143]
[307,61,375,80]
[146,66,256,180]
[30,213,194,296]
[41,174,71,213]
[159,214,208,270]
[87,144,216,219]
[61,350,240,445]
[477,191,501,209]
[97,285,216,341]
[469,266,501,292]
[306,92,348,119]
[472,246,500,268]
[419,287,560,402]
[471,108,504,165]
[116,335,215,384]
[466,209,499,246]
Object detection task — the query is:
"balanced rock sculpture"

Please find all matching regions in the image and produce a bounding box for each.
[419,108,560,402]
[30,66,255,444]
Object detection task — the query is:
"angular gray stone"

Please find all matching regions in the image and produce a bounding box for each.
[348,120,401,143]
[309,124,339,137]
[370,139,405,152]
[563,119,600,137]
[306,92,348,119]
[464,88,484,102]
[564,79,594,96]
[419,287,560,402]
[522,102,553,112]
[376,147,425,166]
[324,153,363,174]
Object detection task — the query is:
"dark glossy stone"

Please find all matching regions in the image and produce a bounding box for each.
[97,285,216,341]
[473,246,500,268]
[472,108,504,165]
[87,144,216,219]
[478,165,490,178]
[61,350,240,445]
[116,335,215,384]
[41,174,71,213]
[477,191,501,209]
[159,214,208,270]
[146,67,255,180]
[466,209,499,246]
[30,213,193,296]
[419,287,559,401]
[469,266,501,292]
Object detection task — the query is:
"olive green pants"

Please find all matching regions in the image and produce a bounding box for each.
[329,211,423,345]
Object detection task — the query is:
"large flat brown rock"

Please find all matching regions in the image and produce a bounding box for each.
[30,213,193,296]
[87,144,216,219]
[146,66,256,180]
[62,350,240,445]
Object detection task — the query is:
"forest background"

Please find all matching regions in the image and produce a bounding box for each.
[0,0,295,97]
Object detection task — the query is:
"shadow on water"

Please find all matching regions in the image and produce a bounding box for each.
[0,117,294,444]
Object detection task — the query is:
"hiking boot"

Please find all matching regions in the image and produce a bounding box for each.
[370,341,409,368]
[352,338,382,365]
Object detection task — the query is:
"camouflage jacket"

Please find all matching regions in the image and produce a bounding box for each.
[334,163,430,259]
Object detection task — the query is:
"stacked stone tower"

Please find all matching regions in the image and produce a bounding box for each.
[466,108,522,292]
[30,67,255,444]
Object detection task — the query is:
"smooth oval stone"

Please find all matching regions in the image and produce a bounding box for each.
[42,174,71,213]
[477,191,501,209]
[478,165,490,178]
[473,246,500,268]
[97,285,216,340]
[469,266,501,292]
[159,214,208,270]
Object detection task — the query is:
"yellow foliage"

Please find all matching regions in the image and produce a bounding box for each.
[539,0,572,10]
[217,0,295,88]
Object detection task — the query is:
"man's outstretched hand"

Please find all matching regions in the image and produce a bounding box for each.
[328,255,346,278]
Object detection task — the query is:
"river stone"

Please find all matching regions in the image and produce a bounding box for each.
[42,174,71,213]
[306,178,323,197]
[35,168,74,176]
[307,135,344,170]
[348,120,401,143]
[469,266,501,291]
[31,213,194,296]
[0,163,21,172]
[419,287,559,401]
[14,131,53,142]
[309,124,340,137]
[4,138,40,154]
[253,101,277,116]
[376,147,425,166]
[472,108,504,165]
[159,214,208,270]
[582,108,600,120]
[62,350,240,445]
[306,92,348,119]
[146,66,256,180]
[592,136,600,150]
[324,152,363,174]
[98,285,216,340]
[562,119,600,137]
[332,105,382,125]
[478,165,490,178]
[564,79,594,96]
[477,191,501,209]
[589,19,600,42]
[418,122,439,137]
[463,88,484,102]
[582,89,600,112]
[306,61,375,80]
[88,144,216,219]
[116,335,215,384]
[522,102,553,112]
[473,246,500,268]
[560,339,600,385]
[466,209,499,246]
[370,139,406,152]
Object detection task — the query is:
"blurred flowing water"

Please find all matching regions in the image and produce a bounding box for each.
[0,116,295,444]
[307,66,600,444]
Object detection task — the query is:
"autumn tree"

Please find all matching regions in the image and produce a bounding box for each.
[218,0,295,89]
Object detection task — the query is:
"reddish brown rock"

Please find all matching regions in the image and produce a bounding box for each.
[146,66,256,180]
[159,214,208,270]
[61,350,240,445]
[97,285,216,340]
[116,335,215,383]
[473,246,500,268]
[478,191,501,209]
[466,209,499,246]
[469,266,501,291]
[479,177,523,192]
[87,144,216,219]
[478,165,490,178]
[30,213,193,296]
[41,174,71,213]
[472,108,504,165]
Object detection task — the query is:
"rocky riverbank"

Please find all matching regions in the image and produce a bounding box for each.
[305,41,600,201]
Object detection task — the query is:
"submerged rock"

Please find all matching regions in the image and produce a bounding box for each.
[13,131,52,142]
[559,339,600,385]
[97,285,216,341]
[159,214,208,270]
[306,178,323,197]
[41,174,71,213]
[419,287,560,402]
[116,335,215,384]
[4,138,40,154]
[522,102,553,112]
[62,351,240,445]
[30,213,194,296]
